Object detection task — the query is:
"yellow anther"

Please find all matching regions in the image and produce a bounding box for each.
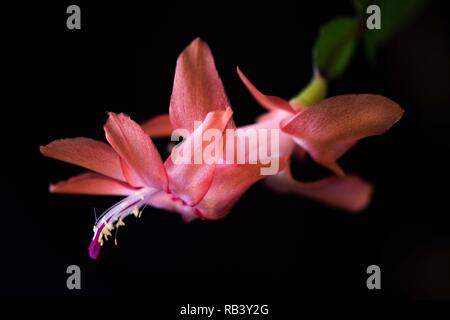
[131,207,140,218]
[104,222,113,231]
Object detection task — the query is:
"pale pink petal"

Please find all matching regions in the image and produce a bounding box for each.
[50,172,137,196]
[140,114,174,138]
[265,162,373,212]
[196,157,288,220]
[170,38,230,132]
[237,67,295,113]
[237,110,295,160]
[165,108,233,206]
[281,94,404,166]
[254,109,291,124]
[146,190,178,211]
[146,191,200,223]
[143,190,192,219]
[104,112,168,190]
[40,138,125,181]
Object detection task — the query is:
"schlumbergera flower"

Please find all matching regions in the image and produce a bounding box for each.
[41,38,286,259]
[236,68,404,211]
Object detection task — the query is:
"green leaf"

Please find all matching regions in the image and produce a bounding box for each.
[354,0,429,62]
[314,17,360,80]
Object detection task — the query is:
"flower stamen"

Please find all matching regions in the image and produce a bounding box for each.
[89,188,156,259]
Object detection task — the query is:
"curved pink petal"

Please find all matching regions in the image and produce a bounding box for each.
[196,158,288,220]
[265,162,373,212]
[253,111,345,176]
[237,67,294,113]
[281,94,404,166]
[40,138,125,181]
[140,114,174,138]
[170,38,230,132]
[50,172,138,196]
[165,108,233,206]
[104,112,168,190]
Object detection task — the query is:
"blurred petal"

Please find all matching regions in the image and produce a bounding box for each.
[266,161,373,212]
[281,94,404,165]
[40,138,125,181]
[140,114,174,138]
[170,38,230,132]
[237,67,294,113]
[50,172,137,196]
[323,161,346,177]
[197,158,288,220]
[104,112,168,190]
[165,108,233,205]
[292,145,308,160]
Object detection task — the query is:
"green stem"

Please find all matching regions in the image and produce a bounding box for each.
[290,72,328,109]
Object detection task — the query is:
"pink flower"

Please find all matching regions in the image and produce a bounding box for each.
[41,39,285,259]
[236,67,404,212]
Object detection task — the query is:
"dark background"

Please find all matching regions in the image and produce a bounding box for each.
[2,0,450,303]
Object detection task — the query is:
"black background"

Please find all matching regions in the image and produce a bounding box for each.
[2,0,450,304]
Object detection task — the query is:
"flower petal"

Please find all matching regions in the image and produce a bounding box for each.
[197,158,288,220]
[238,110,295,160]
[281,94,404,165]
[265,161,373,212]
[40,138,125,181]
[146,191,199,223]
[165,107,233,206]
[170,38,230,132]
[237,67,294,113]
[104,112,168,190]
[140,114,174,138]
[50,172,137,196]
